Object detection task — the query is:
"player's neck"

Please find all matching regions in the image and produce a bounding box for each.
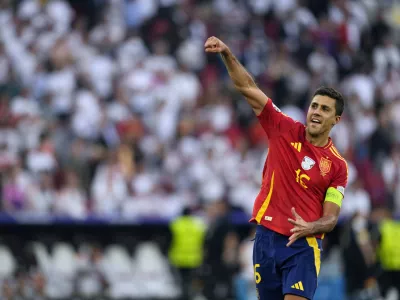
[305,132,330,147]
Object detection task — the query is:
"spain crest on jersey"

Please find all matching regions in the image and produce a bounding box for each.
[319,157,332,176]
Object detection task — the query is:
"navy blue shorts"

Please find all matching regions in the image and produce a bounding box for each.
[253,225,322,300]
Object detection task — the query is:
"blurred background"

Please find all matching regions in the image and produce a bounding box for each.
[0,0,400,299]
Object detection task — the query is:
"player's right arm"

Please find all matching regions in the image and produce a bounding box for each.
[205,37,297,137]
[204,36,267,116]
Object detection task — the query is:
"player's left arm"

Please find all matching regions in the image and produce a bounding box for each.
[311,200,341,233]
[286,202,341,247]
[287,160,348,246]
[307,185,344,234]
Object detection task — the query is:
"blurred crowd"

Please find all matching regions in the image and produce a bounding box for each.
[1,0,400,221]
[1,0,400,298]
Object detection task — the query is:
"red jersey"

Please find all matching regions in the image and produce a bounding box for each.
[250,98,348,237]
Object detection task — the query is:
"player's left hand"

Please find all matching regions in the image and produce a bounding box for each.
[287,207,314,247]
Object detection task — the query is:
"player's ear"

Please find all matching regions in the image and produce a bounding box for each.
[332,115,341,126]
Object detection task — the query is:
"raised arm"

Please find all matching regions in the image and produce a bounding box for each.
[204,36,268,116]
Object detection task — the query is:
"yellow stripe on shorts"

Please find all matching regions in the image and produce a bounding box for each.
[306,237,321,276]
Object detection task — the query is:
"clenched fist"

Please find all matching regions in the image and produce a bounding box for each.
[204,36,228,54]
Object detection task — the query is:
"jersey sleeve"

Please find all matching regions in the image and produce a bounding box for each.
[329,160,348,197]
[257,98,298,138]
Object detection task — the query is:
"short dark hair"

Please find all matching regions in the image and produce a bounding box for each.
[313,87,344,116]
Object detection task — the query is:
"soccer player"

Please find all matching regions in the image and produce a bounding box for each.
[204,36,348,300]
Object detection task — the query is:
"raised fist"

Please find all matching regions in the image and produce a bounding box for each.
[204,36,228,54]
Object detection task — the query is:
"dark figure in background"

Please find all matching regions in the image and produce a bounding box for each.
[202,200,239,300]
[340,212,381,300]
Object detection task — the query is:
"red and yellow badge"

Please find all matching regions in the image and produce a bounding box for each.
[319,157,332,176]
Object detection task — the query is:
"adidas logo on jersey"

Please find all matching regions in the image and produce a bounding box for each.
[291,142,302,152]
[291,281,304,291]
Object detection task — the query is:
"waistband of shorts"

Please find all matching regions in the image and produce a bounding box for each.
[256,224,322,242]
[256,224,280,236]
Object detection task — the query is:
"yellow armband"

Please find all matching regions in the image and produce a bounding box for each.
[324,187,343,207]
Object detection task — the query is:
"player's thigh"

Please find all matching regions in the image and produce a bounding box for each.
[281,237,321,300]
[254,262,284,300]
[253,231,284,300]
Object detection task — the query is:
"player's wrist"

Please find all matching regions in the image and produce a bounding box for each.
[221,47,231,57]
[308,221,317,235]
